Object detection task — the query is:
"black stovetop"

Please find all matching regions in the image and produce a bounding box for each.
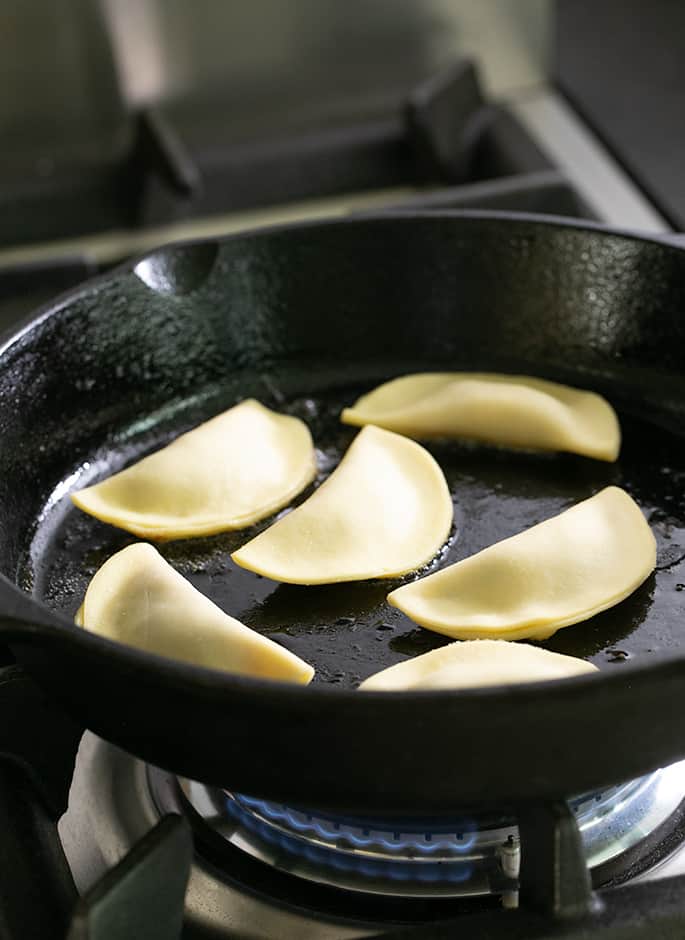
[0,57,587,250]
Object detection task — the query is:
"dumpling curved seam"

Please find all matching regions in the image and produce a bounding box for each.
[352,383,593,445]
[231,426,454,584]
[390,566,653,638]
[73,460,317,537]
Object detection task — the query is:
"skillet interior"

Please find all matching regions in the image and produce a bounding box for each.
[18,369,685,687]
[2,212,685,810]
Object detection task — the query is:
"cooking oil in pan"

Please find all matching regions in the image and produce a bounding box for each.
[18,374,685,688]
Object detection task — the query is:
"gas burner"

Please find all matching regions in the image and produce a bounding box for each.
[161,762,685,900]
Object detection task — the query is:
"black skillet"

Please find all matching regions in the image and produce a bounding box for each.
[1,211,685,815]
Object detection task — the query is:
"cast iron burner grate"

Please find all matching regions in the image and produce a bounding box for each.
[168,762,685,901]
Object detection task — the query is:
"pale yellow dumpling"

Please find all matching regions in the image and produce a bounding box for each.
[232,425,453,584]
[71,399,316,539]
[388,486,655,641]
[359,640,598,691]
[342,372,620,461]
[76,543,314,683]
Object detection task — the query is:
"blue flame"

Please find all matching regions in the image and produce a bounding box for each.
[236,794,477,854]
[227,794,476,886]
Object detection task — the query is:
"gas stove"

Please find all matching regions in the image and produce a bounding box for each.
[6,668,685,940]
[2,5,685,937]
[66,736,685,930]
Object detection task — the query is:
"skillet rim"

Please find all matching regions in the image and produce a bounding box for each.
[1,207,682,355]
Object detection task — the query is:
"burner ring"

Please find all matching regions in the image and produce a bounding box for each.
[154,761,685,899]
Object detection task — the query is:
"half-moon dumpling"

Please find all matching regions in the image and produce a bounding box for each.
[341,372,620,461]
[359,639,598,691]
[71,399,317,539]
[232,425,453,584]
[76,543,314,683]
[388,486,655,641]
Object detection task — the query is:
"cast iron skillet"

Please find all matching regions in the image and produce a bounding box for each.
[1,211,685,815]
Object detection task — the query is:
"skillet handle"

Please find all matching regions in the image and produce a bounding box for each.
[0,615,47,645]
[0,574,69,642]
